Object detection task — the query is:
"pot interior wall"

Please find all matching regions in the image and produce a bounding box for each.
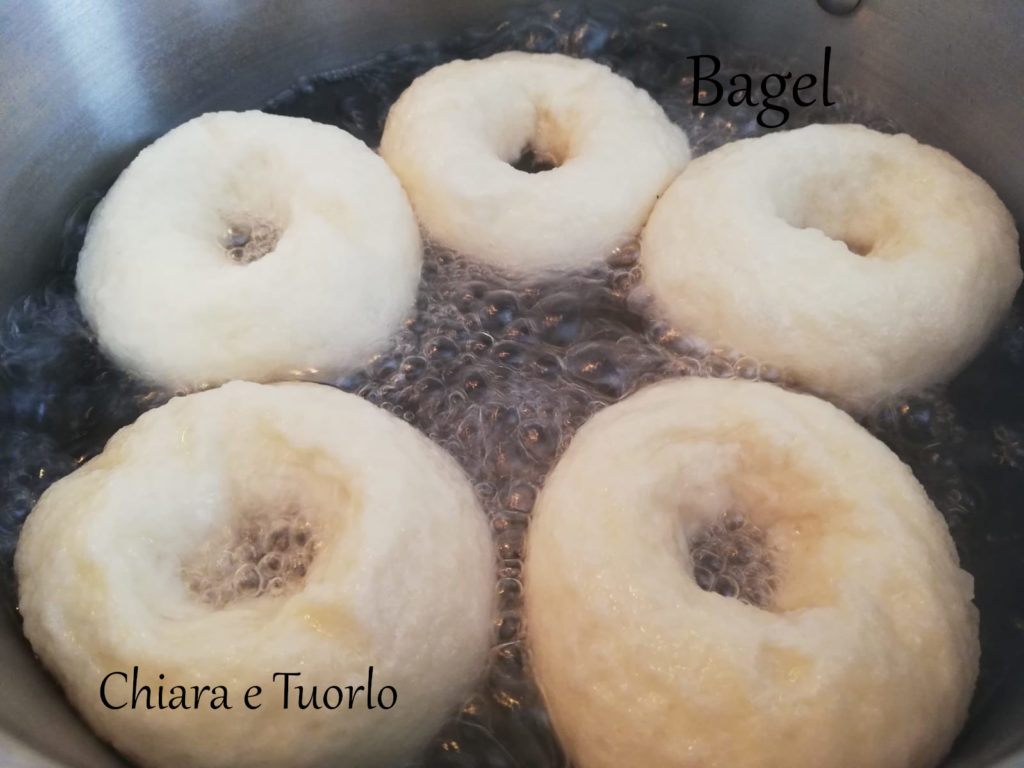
[0,0,1021,766]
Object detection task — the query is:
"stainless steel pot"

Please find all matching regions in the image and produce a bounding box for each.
[0,1,1021,766]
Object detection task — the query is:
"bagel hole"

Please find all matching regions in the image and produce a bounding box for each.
[689,513,777,609]
[837,236,873,257]
[777,184,883,257]
[510,144,559,174]
[789,217,876,257]
[220,219,281,264]
[181,507,319,608]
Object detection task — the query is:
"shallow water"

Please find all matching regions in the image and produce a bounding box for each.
[0,3,1022,767]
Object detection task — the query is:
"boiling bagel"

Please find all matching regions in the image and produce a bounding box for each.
[76,111,422,388]
[380,52,690,271]
[525,377,978,768]
[16,381,495,768]
[641,123,1021,410]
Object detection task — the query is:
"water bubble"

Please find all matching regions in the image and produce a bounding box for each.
[462,371,489,400]
[492,340,528,367]
[266,525,290,552]
[694,566,715,591]
[519,422,559,463]
[607,240,640,268]
[533,293,583,347]
[496,611,522,643]
[566,341,630,398]
[689,514,774,608]
[505,482,537,513]
[234,564,262,596]
[480,290,519,331]
[426,336,459,361]
[714,574,740,599]
[693,548,723,572]
[466,331,494,354]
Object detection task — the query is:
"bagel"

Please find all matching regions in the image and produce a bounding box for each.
[640,123,1021,411]
[16,381,495,768]
[380,52,690,272]
[525,377,979,768]
[76,111,422,388]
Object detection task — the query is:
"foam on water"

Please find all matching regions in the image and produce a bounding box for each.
[0,3,1022,766]
[221,220,281,265]
[182,510,318,607]
[690,514,776,610]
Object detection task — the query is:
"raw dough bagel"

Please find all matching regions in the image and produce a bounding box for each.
[640,123,1021,411]
[380,52,690,272]
[76,111,423,388]
[525,377,979,768]
[16,381,495,768]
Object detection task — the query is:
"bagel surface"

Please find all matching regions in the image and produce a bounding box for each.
[77,111,422,388]
[380,52,690,271]
[640,123,1021,410]
[525,377,979,768]
[16,381,495,768]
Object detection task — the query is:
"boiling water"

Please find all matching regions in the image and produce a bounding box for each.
[182,510,318,607]
[0,3,1022,766]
